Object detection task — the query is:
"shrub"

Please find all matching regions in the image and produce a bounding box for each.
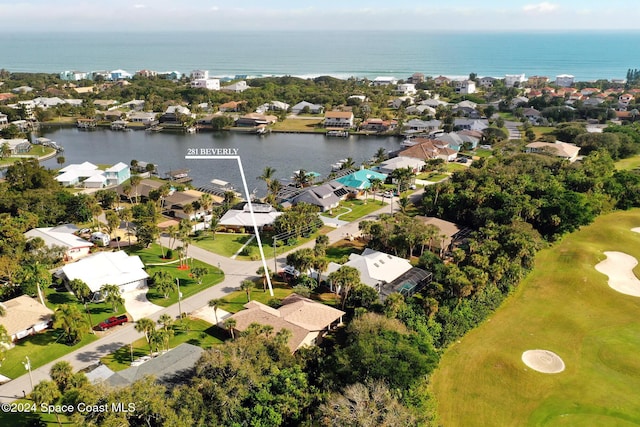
[241,246,253,257]
[165,249,173,259]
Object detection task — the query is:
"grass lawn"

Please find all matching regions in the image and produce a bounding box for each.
[45,285,128,328]
[445,163,467,173]
[0,399,67,426]
[532,126,556,139]
[0,330,98,379]
[416,172,449,181]
[193,232,252,257]
[271,118,323,132]
[325,239,366,263]
[126,244,224,307]
[100,318,224,372]
[233,226,334,261]
[431,209,640,426]
[615,154,640,171]
[472,148,493,158]
[217,281,295,314]
[320,199,386,222]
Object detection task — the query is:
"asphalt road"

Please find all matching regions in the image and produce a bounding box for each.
[0,195,411,402]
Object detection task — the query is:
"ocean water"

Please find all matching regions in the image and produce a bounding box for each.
[2,31,639,81]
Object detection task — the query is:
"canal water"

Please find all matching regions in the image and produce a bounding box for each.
[38,128,402,196]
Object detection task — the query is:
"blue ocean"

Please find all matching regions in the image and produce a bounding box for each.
[2,31,639,81]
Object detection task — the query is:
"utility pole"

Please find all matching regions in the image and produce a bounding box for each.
[176,278,182,320]
[23,356,33,392]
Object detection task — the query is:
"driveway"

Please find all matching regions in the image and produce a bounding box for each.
[122,288,163,320]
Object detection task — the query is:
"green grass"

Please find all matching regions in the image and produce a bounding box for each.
[192,232,252,257]
[270,118,323,132]
[615,155,640,171]
[445,163,467,173]
[100,318,225,372]
[45,284,127,325]
[0,330,98,379]
[532,126,556,139]
[126,244,224,307]
[217,281,296,314]
[0,399,69,426]
[320,199,386,222]
[416,172,449,181]
[431,209,640,426]
[325,239,366,263]
[233,226,334,261]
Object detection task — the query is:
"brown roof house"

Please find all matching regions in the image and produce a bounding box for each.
[226,294,345,352]
[525,141,581,163]
[324,111,354,129]
[0,296,54,342]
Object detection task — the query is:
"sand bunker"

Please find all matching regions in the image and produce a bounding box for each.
[633,227,640,234]
[522,350,565,373]
[595,251,640,297]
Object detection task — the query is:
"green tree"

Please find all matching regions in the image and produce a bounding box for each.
[153,270,175,299]
[328,265,362,309]
[223,317,237,339]
[208,298,223,325]
[50,361,74,393]
[100,284,124,312]
[240,279,254,302]
[135,317,157,356]
[105,210,121,250]
[31,380,62,425]
[191,266,208,285]
[53,304,90,344]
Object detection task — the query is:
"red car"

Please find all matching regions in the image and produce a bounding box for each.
[97,315,128,331]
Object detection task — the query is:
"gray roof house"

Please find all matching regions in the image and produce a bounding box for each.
[103,343,204,388]
[290,182,349,212]
[291,101,324,114]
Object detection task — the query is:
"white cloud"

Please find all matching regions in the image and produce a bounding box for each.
[210,6,219,12]
[523,2,559,13]
[133,4,145,9]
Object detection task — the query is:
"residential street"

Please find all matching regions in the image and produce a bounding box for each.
[0,190,428,402]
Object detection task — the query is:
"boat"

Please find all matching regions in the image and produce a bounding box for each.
[326,130,349,137]
[185,126,196,134]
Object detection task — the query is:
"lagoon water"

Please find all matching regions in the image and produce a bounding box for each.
[3,31,640,81]
[39,127,402,195]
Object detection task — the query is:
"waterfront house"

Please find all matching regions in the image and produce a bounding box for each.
[505,74,526,87]
[433,76,451,86]
[335,169,387,191]
[0,138,31,154]
[56,161,101,186]
[161,105,193,123]
[527,76,550,88]
[109,69,133,80]
[219,101,246,112]
[326,249,432,300]
[222,80,250,93]
[290,182,348,212]
[190,70,209,80]
[372,76,398,86]
[235,113,277,127]
[60,251,149,297]
[136,69,158,78]
[360,118,397,132]
[24,224,93,261]
[225,294,345,352]
[60,70,88,81]
[479,76,497,88]
[399,138,458,162]
[324,111,354,128]
[0,296,54,342]
[128,112,158,126]
[105,162,131,186]
[376,157,426,175]
[555,74,575,87]
[291,101,323,114]
[408,73,425,84]
[526,141,580,163]
[453,79,476,95]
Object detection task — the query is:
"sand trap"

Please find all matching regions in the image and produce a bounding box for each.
[633,227,640,234]
[595,251,640,297]
[522,350,565,373]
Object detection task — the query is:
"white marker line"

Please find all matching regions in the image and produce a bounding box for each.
[185,155,274,296]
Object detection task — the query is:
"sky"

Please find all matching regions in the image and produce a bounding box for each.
[1,0,639,32]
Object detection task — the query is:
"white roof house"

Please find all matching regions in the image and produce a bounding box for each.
[219,203,282,230]
[61,251,149,293]
[377,157,426,175]
[24,225,93,261]
[326,248,413,289]
[526,141,581,163]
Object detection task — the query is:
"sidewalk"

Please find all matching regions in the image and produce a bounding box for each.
[0,190,421,402]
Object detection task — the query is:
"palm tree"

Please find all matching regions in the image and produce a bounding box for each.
[199,193,213,216]
[49,361,74,393]
[340,157,356,170]
[257,166,277,188]
[312,256,329,289]
[153,271,175,299]
[105,210,121,250]
[208,298,223,325]
[100,284,124,312]
[374,147,387,164]
[240,279,254,302]
[191,267,208,285]
[129,175,142,204]
[398,195,410,213]
[119,207,134,247]
[69,278,95,331]
[30,381,62,425]
[292,169,311,188]
[53,304,90,344]
[135,317,157,355]
[157,313,174,331]
[370,178,383,203]
[56,155,66,167]
[256,266,271,292]
[223,317,237,339]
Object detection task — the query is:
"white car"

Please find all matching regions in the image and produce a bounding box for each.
[383,191,393,198]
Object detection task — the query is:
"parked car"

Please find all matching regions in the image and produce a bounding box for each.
[96,315,128,331]
[281,265,300,278]
[383,191,393,198]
